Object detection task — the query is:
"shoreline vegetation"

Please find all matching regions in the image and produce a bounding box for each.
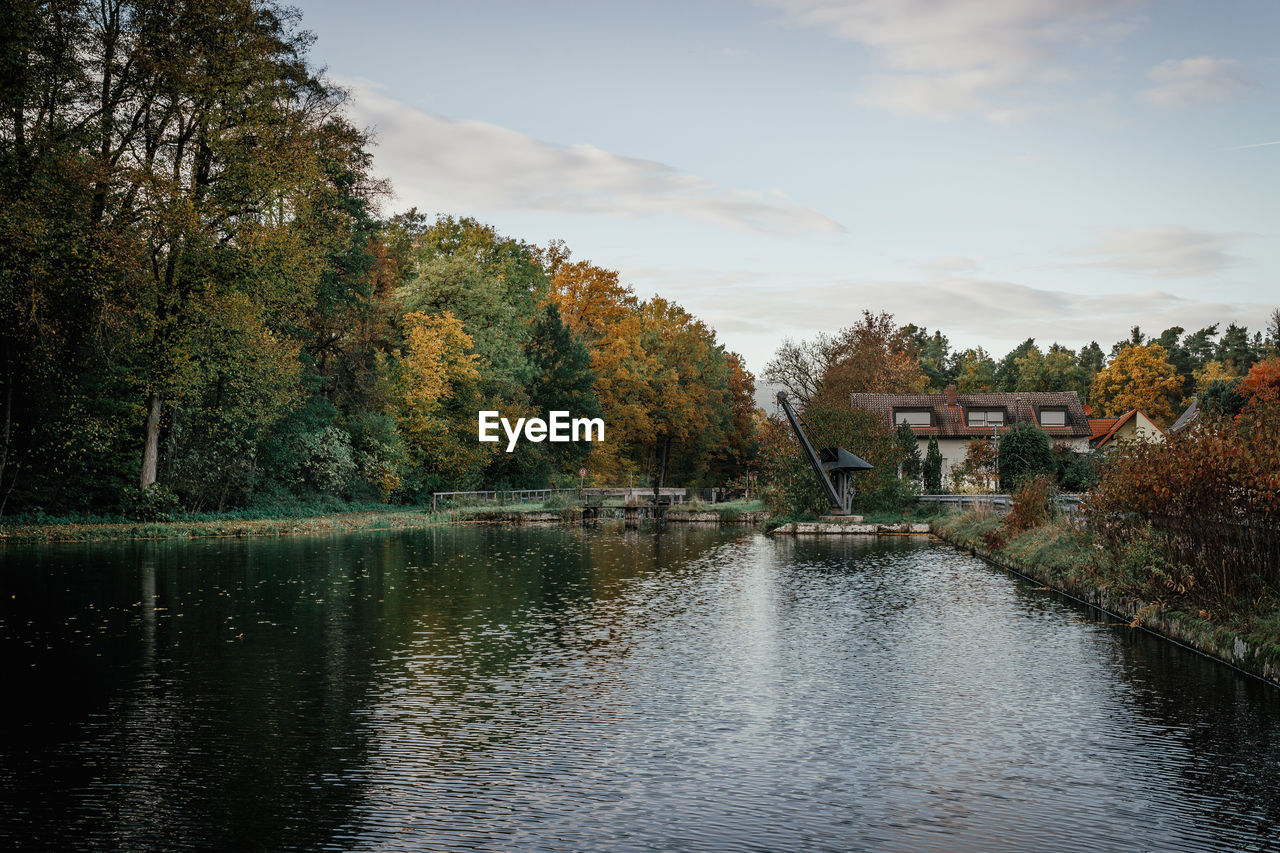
[934,509,1280,689]
[0,498,772,544]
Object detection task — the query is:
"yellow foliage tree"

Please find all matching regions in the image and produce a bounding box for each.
[384,311,493,489]
[1089,343,1184,426]
[1193,360,1238,392]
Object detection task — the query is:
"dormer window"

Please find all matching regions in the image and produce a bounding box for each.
[894,409,931,427]
[966,409,1004,428]
[1039,408,1067,427]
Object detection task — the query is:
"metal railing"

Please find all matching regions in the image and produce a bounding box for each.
[919,493,1085,517]
[430,489,577,512]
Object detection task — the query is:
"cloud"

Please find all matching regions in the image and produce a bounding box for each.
[341,79,842,235]
[920,255,980,274]
[1142,56,1250,107]
[1070,226,1239,277]
[763,0,1142,120]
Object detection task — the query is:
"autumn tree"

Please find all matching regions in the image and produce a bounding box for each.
[952,348,998,393]
[1089,343,1184,425]
[810,311,927,407]
[383,311,490,491]
[1242,356,1280,403]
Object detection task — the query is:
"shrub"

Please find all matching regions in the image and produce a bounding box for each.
[1086,393,1280,601]
[1006,474,1053,533]
[121,485,180,522]
[998,421,1053,489]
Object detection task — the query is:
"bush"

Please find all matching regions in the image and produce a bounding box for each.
[1086,393,1280,600]
[1006,474,1053,532]
[120,485,180,522]
[1053,446,1100,493]
[998,421,1053,489]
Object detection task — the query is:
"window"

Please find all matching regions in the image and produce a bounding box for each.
[894,410,931,427]
[966,409,1005,427]
[1039,408,1066,427]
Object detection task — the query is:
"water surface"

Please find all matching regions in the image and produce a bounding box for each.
[3,526,1279,851]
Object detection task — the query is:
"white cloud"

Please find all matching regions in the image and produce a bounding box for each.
[1142,56,1250,107]
[763,0,1142,120]
[341,80,842,236]
[1070,226,1239,277]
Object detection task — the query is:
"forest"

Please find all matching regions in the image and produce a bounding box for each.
[4,0,1278,522]
[0,0,754,517]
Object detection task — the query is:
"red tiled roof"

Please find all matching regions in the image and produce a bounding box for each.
[1088,418,1118,440]
[850,390,1093,438]
[1090,409,1165,448]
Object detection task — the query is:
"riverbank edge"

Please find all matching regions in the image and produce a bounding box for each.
[0,505,775,544]
[931,521,1280,690]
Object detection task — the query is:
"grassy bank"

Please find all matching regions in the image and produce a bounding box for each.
[0,497,772,544]
[934,509,1280,688]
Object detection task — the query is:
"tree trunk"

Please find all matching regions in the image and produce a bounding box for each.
[140,391,162,491]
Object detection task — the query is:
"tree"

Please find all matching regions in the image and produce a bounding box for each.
[1200,378,1246,418]
[1013,344,1085,395]
[952,348,998,393]
[1242,356,1280,403]
[896,420,922,481]
[1193,360,1238,392]
[998,422,1053,490]
[810,311,928,406]
[923,436,943,493]
[995,338,1038,391]
[764,333,840,407]
[953,437,998,493]
[1088,343,1184,426]
[523,301,599,467]
[383,311,490,491]
[1217,322,1259,374]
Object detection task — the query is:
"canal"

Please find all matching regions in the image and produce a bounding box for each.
[3,526,1279,851]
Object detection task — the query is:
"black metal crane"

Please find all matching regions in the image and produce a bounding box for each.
[776,391,873,516]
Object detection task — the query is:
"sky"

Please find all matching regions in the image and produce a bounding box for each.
[292,0,1279,397]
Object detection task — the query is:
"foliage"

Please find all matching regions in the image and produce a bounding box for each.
[1006,475,1054,533]
[997,421,1053,489]
[1053,446,1099,493]
[952,437,998,493]
[896,420,922,481]
[758,403,910,516]
[1089,343,1185,426]
[923,436,943,493]
[1086,394,1280,600]
[1200,378,1246,418]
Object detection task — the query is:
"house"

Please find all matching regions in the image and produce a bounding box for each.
[1088,408,1165,451]
[850,382,1092,487]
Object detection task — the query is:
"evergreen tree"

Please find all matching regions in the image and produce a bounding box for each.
[895,420,922,481]
[923,436,943,493]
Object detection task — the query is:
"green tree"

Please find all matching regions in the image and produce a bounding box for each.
[923,436,943,493]
[896,420,922,481]
[952,347,998,393]
[998,421,1053,489]
[996,338,1038,391]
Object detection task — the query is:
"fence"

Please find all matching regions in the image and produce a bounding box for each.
[430,489,578,512]
[919,493,1085,518]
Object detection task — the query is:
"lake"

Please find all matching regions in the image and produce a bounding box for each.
[3,525,1279,851]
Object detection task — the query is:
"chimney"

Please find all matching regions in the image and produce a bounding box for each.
[945,382,957,407]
